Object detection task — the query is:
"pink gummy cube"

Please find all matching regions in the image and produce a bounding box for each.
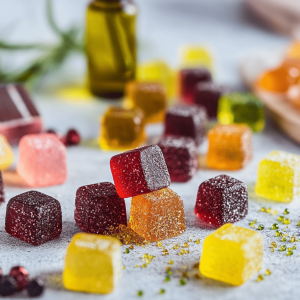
[17,133,67,187]
[0,171,4,203]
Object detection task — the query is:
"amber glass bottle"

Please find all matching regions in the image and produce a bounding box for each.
[86,0,137,98]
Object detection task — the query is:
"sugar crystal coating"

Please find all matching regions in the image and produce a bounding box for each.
[17,133,67,187]
[63,233,122,294]
[0,171,4,203]
[129,188,186,242]
[158,135,198,182]
[195,175,248,227]
[110,145,170,198]
[0,134,14,170]
[200,224,263,285]
[255,151,300,202]
[5,191,62,246]
[75,182,127,234]
[164,104,207,146]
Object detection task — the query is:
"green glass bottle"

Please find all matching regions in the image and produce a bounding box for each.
[86,0,137,98]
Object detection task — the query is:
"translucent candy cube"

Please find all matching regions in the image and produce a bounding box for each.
[164,104,207,146]
[129,188,186,241]
[5,191,62,246]
[110,145,170,198]
[218,93,265,132]
[207,124,252,170]
[255,151,300,202]
[17,134,67,187]
[125,81,167,123]
[179,68,212,103]
[100,107,146,151]
[195,175,248,227]
[200,224,263,285]
[75,182,127,234]
[158,135,198,182]
[0,134,14,170]
[0,171,4,203]
[63,233,122,294]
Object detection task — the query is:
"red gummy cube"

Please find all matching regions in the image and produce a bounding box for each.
[195,175,248,227]
[0,171,4,203]
[110,145,170,198]
[158,136,198,182]
[164,104,207,146]
[5,191,62,246]
[75,182,127,233]
[180,68,212,103]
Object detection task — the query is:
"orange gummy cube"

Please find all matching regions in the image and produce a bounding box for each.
[129,188,186,242]
[207,124,252,170]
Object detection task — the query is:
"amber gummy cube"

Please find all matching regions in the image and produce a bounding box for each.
[129,188,186,242]
[100,107,146,151]
[207,124,252,170]
[125,81,167,123]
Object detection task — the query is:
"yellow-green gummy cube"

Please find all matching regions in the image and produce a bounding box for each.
[63,233,122,294]
[255,151,300,202]
[200,224,263,286]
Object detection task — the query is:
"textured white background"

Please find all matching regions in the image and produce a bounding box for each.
[0,1,300,299]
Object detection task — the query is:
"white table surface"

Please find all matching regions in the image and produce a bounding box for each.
[0,1,300,300]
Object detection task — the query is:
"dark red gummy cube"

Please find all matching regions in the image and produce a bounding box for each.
[164,104,207,146]
[158,135,198,183]
[193,82,231,119]
[195,175,248,227]
[5,191,62,246]
[110,145,170,198]
[180,68,212,103]
[75,182,127,233]
[0,171,4,203]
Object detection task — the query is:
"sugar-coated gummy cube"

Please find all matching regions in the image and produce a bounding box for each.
[125,81,167,123]
[100,107,146,151]
[158,135,198,182]
[0,171,4,203]
[200,223,263,286]
[164,104,207,146]
[75,182,127,234]
[129,188,186,241]
[63,233,122,294]
[255,151,300,202]
[5,191,62,246]
[207,124,252,170]
[218,93,265,132]
[0,134,14,170]
[17,133,67,187]
[110,145,170,198]
[180,68,212,103]
[195,175,248,227]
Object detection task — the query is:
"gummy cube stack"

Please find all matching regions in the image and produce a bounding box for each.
[217,93,265,132]
[17,133,67,187]
[0,134,14,170]
[125,81,167,123]
[75,182,127,234]
[100,107,146,151]
[195,175,248,227]
[207,124,252,170]
[0,171,4,203]
[158,135,198,182]
[164,104,207,146]
[200,224,263,285]
[63,233,122,294]
[5,191,62,246]
[255,151,300,202]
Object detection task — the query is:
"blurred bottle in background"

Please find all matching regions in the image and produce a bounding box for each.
[86,0,137,99]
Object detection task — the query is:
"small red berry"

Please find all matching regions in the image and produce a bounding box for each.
[65,129,80,146]
[9,266,29,291]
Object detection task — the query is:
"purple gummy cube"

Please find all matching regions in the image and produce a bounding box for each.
[180,68,212,103]
[75,182,127,234]
[0,171,4,203]
[195,175,248,227]
[193,82,231,119]
[158,135,198,182]
[5,191,62,246]
[164,104,207,146]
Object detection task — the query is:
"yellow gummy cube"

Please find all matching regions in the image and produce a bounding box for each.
[63,233,122,294]
[0,134,14,170]
[255,151,300,203]
[200,224,263,286]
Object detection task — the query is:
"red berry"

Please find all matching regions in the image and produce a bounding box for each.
[9,266,29,291]
[65,129,80,146]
